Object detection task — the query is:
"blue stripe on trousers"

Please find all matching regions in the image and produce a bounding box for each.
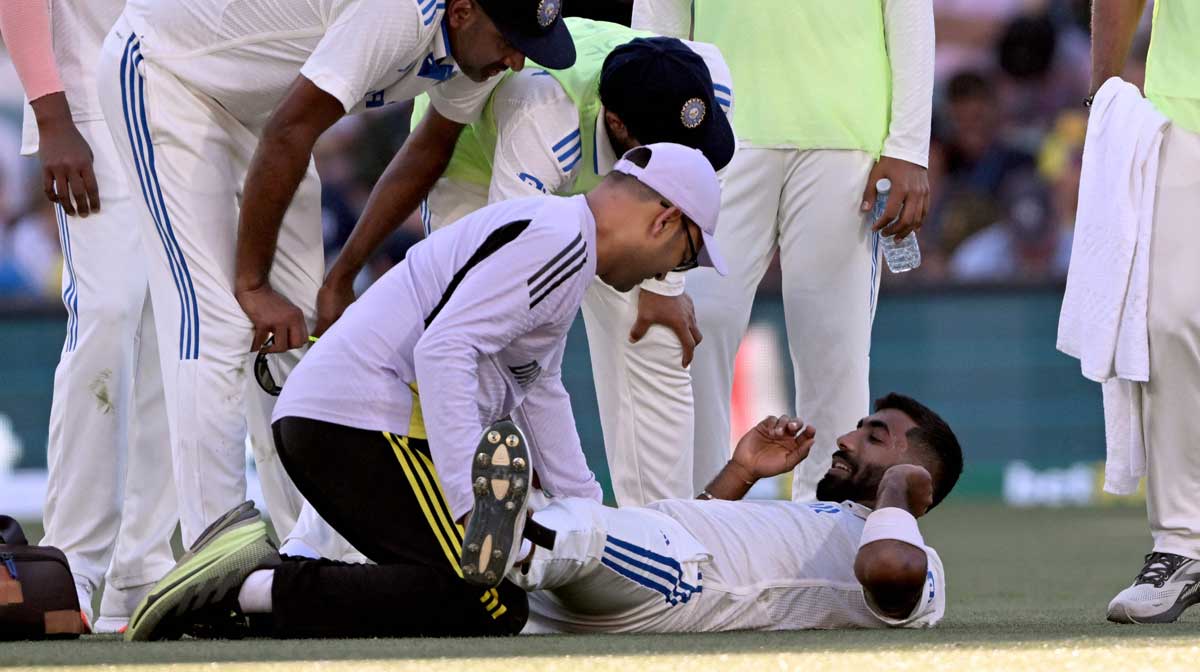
[604,545,700,605]
[119,35,200,360]
[602,535,701,606]
[600,557,679,605]
[55,204,79,352]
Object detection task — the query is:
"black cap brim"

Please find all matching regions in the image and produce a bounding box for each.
[699,105,736,172]
[500,16,576,70]
[677,101,735,172]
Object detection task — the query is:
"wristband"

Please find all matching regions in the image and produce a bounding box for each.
[858,507,924,550]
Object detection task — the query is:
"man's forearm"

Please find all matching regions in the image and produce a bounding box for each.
[854,480,929,619]
[30,93,74,134]
[1090,0,1148,95]
[699,461,755,501]
[235,131,315,292]
[325,114,463,285]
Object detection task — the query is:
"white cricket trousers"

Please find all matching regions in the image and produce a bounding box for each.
[38,119,176,625]
[424,179,696,505]
[97,20,311,546]
[512,497,707,634]
[687,147,879,500]
[1142,123,1200,560]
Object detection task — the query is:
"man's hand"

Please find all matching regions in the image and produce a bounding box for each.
[630,290,702,368]
[32,93,99,217]
[314,274,356,337]
[875,464,934,518]
[236,285,308,353]
[860,156,929,241]
[731,415,816,481]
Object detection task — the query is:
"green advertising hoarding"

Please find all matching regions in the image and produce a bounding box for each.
[0,288,1113,505]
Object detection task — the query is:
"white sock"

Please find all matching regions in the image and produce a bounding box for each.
[237,569,274,614]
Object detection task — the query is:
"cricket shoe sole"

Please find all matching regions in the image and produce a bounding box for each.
[461,420,530,589]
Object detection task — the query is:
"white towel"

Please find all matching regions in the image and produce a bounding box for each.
[1057,77,1167,495]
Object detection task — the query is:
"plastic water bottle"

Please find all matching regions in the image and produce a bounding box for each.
[871,178,921,273]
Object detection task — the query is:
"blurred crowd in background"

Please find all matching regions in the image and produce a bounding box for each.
[0,0,1157,306]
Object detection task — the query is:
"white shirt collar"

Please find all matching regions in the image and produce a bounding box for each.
[593,105,618,176]
[431,13,456,67]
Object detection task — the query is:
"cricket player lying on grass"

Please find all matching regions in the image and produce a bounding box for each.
[123,393,962,638]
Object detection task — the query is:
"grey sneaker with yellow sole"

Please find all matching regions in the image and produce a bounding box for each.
[125,502,279,641]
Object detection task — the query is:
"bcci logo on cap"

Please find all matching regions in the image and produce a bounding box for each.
[537,0,561,28]
[681,98,706,129]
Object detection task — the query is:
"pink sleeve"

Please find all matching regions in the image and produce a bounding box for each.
[0,0,65,102]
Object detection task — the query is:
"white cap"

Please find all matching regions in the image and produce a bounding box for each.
[612,143,727,275]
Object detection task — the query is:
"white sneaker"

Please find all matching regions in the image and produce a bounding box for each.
[94,581,156,633]
[1107,552,1200,624]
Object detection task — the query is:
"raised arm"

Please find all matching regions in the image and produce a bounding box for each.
[700,415,815,500]
[0,0,98,216]
[1090,0,1149,95]
[854,464,934,620]
[316,109,466,334]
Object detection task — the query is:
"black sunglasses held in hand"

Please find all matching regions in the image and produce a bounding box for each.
[255,335,318,396]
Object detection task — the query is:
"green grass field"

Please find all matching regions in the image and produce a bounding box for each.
[6,503,1198,671]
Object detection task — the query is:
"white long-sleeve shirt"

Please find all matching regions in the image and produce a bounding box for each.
[631,0,934,167]
[275,195,604,519]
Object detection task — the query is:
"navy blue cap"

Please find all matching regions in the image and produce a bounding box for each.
[476,0,576,70]
[600,37,735,171]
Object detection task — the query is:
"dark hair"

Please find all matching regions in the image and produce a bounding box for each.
[874,393,963,508]
[997,15,1057,80]
[946,71,992,103]
[624,146,653,168]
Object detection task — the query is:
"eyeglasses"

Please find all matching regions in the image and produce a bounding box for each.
[254,334,318,396]
[666,201,701,273]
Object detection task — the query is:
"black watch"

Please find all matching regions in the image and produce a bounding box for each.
[1084,94,1095,108]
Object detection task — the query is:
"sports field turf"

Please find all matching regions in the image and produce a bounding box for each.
[6,503,1198,671]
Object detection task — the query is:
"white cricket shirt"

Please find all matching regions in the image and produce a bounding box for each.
[651,498,945,630]
[274,195,604,519]
[531,498,946,632]
[119,0,498,131]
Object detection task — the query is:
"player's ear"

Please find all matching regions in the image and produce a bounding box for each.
[446,0,474,29]
[605,111,631,146]
[604,111,643,150]
[651,204,682,237]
